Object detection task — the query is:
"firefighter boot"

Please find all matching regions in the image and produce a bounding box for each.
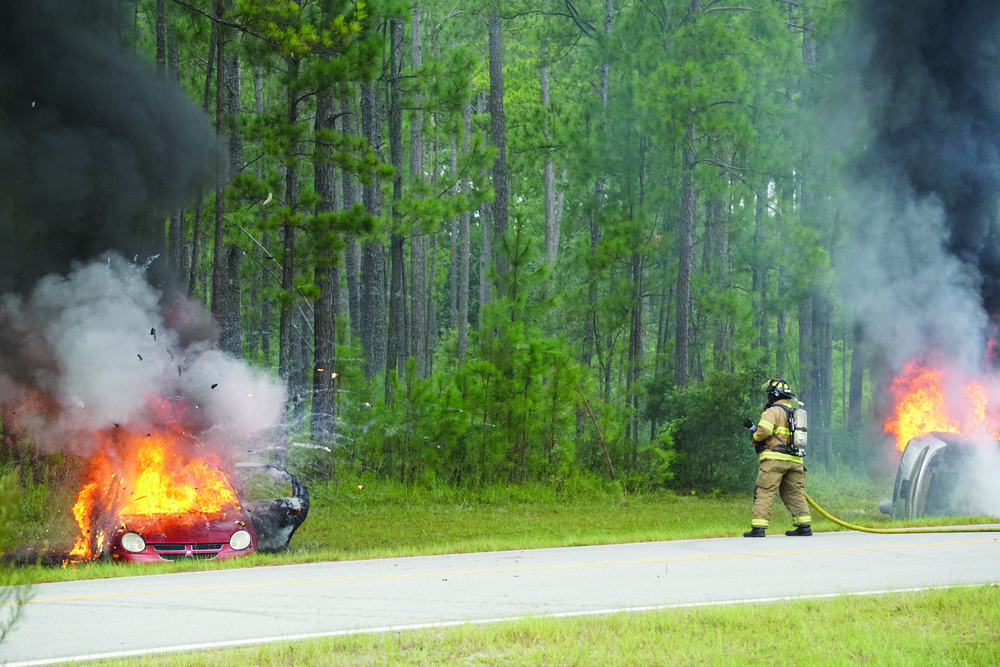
[785,524,812,536]
[742,527,766,537]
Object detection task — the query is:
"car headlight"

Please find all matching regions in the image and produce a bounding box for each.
[229,529,252,551]
[120,531,146,553]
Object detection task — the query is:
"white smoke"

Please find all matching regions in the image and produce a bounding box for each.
[954,443,1000,518]
[30,256,176,425]
[839,184,990,373]
[0,254,286,456]
[175,350,286,445]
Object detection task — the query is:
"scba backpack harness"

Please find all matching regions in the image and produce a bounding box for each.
[776,403,808,457]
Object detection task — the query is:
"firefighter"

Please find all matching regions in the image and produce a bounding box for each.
[743,378,812,537]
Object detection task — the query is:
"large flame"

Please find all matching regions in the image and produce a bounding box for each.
[883,359,1000,451]
[70,416,240,560]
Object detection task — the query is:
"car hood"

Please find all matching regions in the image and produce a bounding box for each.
[119,510,252,543]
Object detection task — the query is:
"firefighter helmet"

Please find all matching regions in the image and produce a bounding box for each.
[761,377,795,399]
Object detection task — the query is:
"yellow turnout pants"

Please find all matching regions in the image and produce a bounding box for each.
[751,458,810,528]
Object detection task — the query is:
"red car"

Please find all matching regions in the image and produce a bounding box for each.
[107,511,257,563]
[102,465,308,563]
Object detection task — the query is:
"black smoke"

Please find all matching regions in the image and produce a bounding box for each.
[0,0,217,293]
[840,0,1000,370]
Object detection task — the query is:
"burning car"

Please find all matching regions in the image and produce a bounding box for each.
[879,432,988,519]
[880,432,1000,520]
[0,258,301,566]
[69,408,308,564]
[69,420,257,564]
[879,360,1000,520]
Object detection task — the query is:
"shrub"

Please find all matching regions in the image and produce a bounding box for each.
[647,368,763,494]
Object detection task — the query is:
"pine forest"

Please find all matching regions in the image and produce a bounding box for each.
[7,0,979,494]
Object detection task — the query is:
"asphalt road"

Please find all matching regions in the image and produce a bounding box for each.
[2,530,999,666]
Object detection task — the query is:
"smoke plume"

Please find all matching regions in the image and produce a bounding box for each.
[838,0,1000,372]
[0,255,286,457]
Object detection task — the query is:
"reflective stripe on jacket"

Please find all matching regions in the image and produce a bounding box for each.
[752,399,799,461]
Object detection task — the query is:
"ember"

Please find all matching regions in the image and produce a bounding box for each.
[883,359,1000,451]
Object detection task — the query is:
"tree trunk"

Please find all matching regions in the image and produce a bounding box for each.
[152,0,168,249]
[692,198,716,383]
[627,248,642,458]
[711,195,733,371]
[210,0,227,333]
[167,17,184,278]
[627,134,648,457]
[477,89,492,319]
[848,316,865,430]
[449,136,458,331]
[278,57,300,381]
[248,64,265,360]
[752,182,770,363]
[387,18,407,400]
[410,7,428,377]
[292,307,309,423]
[360,81,387,379]
[813,292,836,471]
[427,230,438,373]
[155,0,165,77]
[797,295,813,406]
[312,77,338,441]
[488,13,509,288]
[342,96,362,347]
[223,243,242,355]
[219,45,243,356]
[459,100,472,364]
[189,18,216,301]
[261,230,272,362]
[583,0,613,369]
[675,118,695,387]
[541,39,558,268]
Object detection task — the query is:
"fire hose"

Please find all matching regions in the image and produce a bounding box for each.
[804,492,1000,534]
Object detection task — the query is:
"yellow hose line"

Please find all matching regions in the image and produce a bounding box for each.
[804,492,1000,534]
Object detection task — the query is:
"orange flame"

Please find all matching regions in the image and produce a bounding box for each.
[70,421,239,560]
[883,360,1000,451]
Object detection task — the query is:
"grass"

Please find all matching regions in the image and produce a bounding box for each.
[17,466,1000,584]
[80,585,1000,666]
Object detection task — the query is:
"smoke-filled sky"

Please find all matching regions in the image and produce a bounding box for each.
[0,0,217,293]
[839,0,1000,372]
